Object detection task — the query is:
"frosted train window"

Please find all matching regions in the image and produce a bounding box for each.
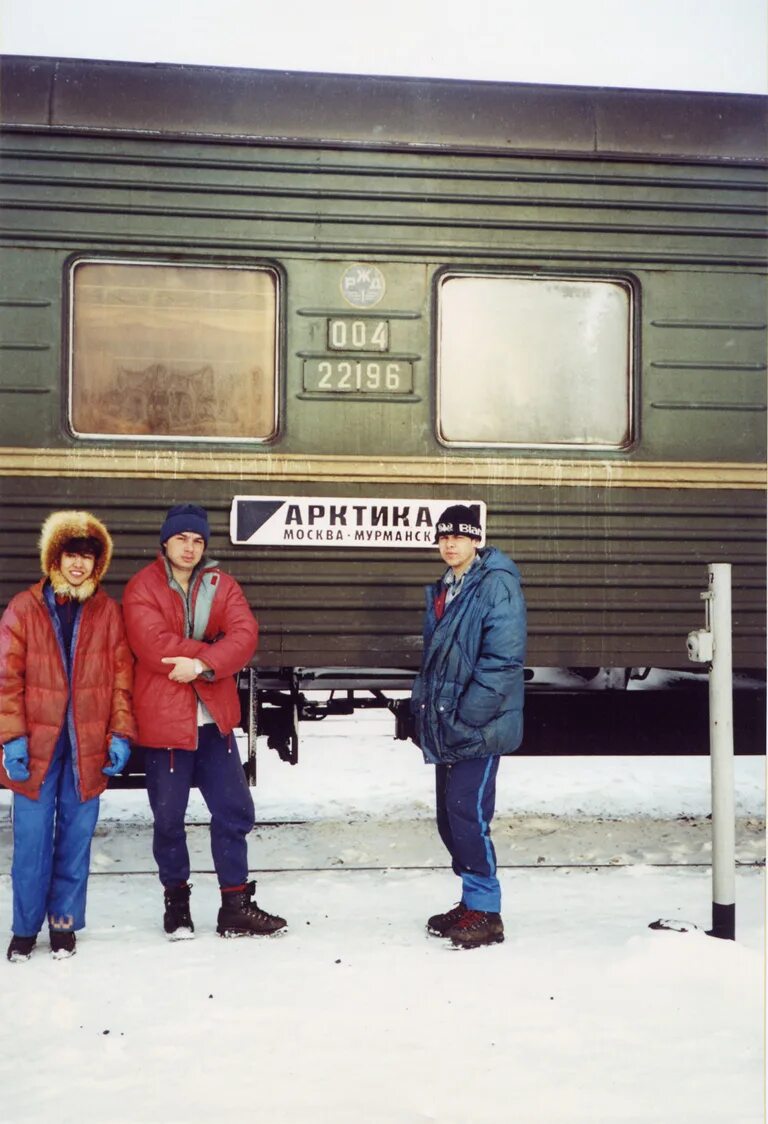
[437,274,633,448]
[69,261,278,441]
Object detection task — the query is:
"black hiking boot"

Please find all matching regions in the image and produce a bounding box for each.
[163,882,195,940]
[446,909,504,950]
[7,935,37,962]
[49,930,77,959]
[426,902,468,938]
[216,880,287,938]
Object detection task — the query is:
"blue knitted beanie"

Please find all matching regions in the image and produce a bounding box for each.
[159,503,210,546]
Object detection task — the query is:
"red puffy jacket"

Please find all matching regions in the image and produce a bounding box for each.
[0,580,137,800]
[122,556,258,749]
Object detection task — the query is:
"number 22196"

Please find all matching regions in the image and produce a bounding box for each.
[303,359,413,393]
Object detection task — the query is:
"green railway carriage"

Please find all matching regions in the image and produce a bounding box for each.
[0,56,766,690]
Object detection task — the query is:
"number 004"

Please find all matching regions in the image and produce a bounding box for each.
[328,319,389,351]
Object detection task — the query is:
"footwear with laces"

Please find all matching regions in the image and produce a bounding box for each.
[7,935,37,962]
[217,880,287,937]
[426,902,468,937]
[49,930,77,959]
[446,909,504,949]
[163,882,195,940]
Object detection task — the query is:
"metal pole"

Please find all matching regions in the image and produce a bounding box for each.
[707,562,736,940]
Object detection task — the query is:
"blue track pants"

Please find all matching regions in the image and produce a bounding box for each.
[144,725,255,889]
[11,734,100,937]
[435,756,501,912]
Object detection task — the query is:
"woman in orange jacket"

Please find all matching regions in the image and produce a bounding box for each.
[0,511,136,961]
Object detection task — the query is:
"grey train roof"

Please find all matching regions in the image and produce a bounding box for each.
[1,54,766,165]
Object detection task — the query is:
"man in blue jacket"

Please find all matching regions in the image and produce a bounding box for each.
[410,503,526,949]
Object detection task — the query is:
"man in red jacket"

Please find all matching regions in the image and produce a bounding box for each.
[122,503,286,940]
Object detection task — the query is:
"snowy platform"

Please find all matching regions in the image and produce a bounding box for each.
[0,713,764,1124]
[0,866,764,1124]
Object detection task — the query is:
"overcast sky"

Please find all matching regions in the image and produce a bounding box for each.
[1,0,766,94]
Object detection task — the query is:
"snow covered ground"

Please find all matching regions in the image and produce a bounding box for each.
[1,710,765,1124]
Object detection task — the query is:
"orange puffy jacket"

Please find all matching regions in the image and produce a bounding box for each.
[122,557,258,750]
[0,580,137,800]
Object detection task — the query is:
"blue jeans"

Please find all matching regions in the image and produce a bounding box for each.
[435,756,501,912]
[12,733,100,936]
[144,725,255,889]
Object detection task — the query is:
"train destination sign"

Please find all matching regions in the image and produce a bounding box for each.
[230,496,487,548]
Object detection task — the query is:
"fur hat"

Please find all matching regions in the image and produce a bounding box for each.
[434,503,483,543]
[39,510,113,601]
[159,503,210,546]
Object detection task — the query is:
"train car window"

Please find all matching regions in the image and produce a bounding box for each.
[69,261,278,441]
[437,273,632,448]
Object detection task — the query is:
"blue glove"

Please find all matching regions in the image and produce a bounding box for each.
[102,735,131,776]
[2,736,30,782]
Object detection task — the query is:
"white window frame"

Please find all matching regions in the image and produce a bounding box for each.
[436,270,635,451]
[67,257,281,444]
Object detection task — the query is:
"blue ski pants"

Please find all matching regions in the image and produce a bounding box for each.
[144,725,255,889]
[12,732,100,937]
[435,756,501,912]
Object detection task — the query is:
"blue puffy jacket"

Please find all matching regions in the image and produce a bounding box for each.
[410,546,526,764]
